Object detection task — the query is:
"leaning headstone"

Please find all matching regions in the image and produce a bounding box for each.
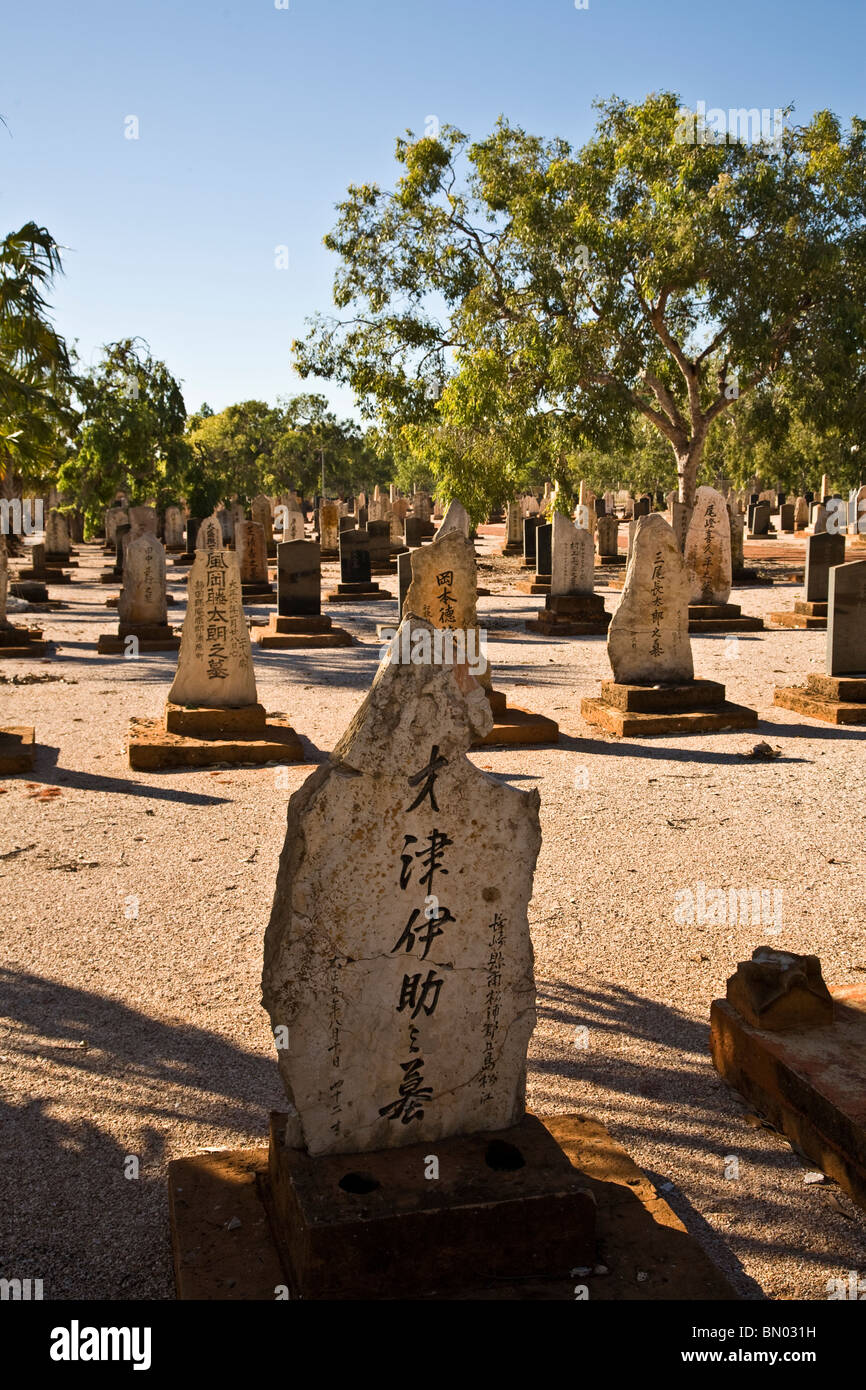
[748,501,772,537]
[128,546,305,768]
[582,514,757,735]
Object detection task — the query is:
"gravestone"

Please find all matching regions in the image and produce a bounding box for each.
[596,514,620,560]
[105,506,128,548]
[811,504,827,535]
[405,517,425,548]
[44,508,70,561]
[186,518,201,552]
[749,501,771,536]
[607,514,693,684]
[794,497,810,530]
[522,516,541,567]
[255,541,352,648]
[197,515,225,551]
[806,532,846,604]
[164,506,186,550]
[319,503,340,554]
[551,514,593,596]
[129,505,158,539]
[582,514,758,734]
[216,507,234,545]
[503,501,523,553]
[684,487,732,605]
[340,529,371,585]
[729,510,745,571]
[169,548,257,708]
[368,519,393,570]
[438,500,471,539]
[251,495,275,554]
[261,616,541,1158]
[404,527,477,630]
[633,496,651,519]
[779,503,795,532]
[236,521,274,595]
[827,560,866,676]
[118,534,168,627]
[527,514,608,634]
[535,523,552,579]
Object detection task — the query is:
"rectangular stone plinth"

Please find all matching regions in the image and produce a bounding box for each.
[167,1111,736,1301]
[582,694,758,736]
[165,701,267,736]
[255,614,353,648]
[266,1112,596,1300]
[808,673,866,700]
[795,600,828,617]
[0,626,48,658]
[96,635,180,654]
[326,586,390,603]
[0,727,36,772]
[711,988,866,1210]
[769,611,826,629]
[241,583,275,598]
[548,594,608,618]
[600,679,725,713]
[773,684,866,725]
[515,580,551,595]
[127,714,305,769]
[524,617,609,635]
[688,603,763,632]
[473,693,559,747]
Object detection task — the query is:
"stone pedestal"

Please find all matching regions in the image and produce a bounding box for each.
[326,581,391,603]
[687,602,763,633]
[774,673,866,725]
[472,688,559,747]
[768,600,828,630]
[96,622,180,654]
[0,623,49,658]
[581,679,758,737]
[524,593,610,636]
[253,614,353,649]
[0,726,36,772]
[711,952,866,1211]
[127,701,306,770]
[167,1109,737,1300]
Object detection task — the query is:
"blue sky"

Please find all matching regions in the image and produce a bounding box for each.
[3,0,864,420]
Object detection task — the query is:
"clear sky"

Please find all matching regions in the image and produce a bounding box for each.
[3,0,863,421]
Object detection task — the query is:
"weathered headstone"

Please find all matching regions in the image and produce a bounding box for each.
[319,502,340,554]
[197,515,224,551]
[164,506,186,549]
[251,495,275,553]
[169,548,257,708]
[596,514,619,560]
[522,516,541,566]
[684,487,732,605]
[405,517,424,548]
[550,514,593,596]
[261,616,541,1156]
[607,514,693,684]
[129,505,158,539]
[404,528,477,629]
[503,501,523,553]
[44,508,70,560]
[339,529,372,585]
[794,497,810,530]
[118,534,168,627]
[236,520,271,588]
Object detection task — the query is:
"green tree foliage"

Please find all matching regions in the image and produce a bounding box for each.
[59,338,189,523]
[0,222,78,489]
[295,94,866,512]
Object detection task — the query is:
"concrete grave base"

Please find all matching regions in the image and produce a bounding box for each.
[326,581,391,603]
[581,680,758,736]
[15,567,70,584]
[241,583,276,598]
[128,701,305,770]
[473,689,559,747]
[687,602,764,632]
[254,614,353,649]
[0,726,36,773]
[711,986,866,1211]
[97,623,180,654]
[768,600,828,630]
[0,625,49,658]
[514,579,551,595]
[774,673,866,725]
[167,1111,737,1301]
[525,593,610,636]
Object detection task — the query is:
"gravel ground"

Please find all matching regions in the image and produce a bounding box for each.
[1,538,865,1301]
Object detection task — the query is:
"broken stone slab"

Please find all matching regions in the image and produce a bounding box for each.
[261,614,541,1158]
[725,949,834,1031]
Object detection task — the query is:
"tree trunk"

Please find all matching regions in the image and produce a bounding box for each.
[676,436,705,508]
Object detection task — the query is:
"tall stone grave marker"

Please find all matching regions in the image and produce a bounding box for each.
[527,513,609,635]
[98,534,178,653]
[775,560,866,723]
[255,540,352,648]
